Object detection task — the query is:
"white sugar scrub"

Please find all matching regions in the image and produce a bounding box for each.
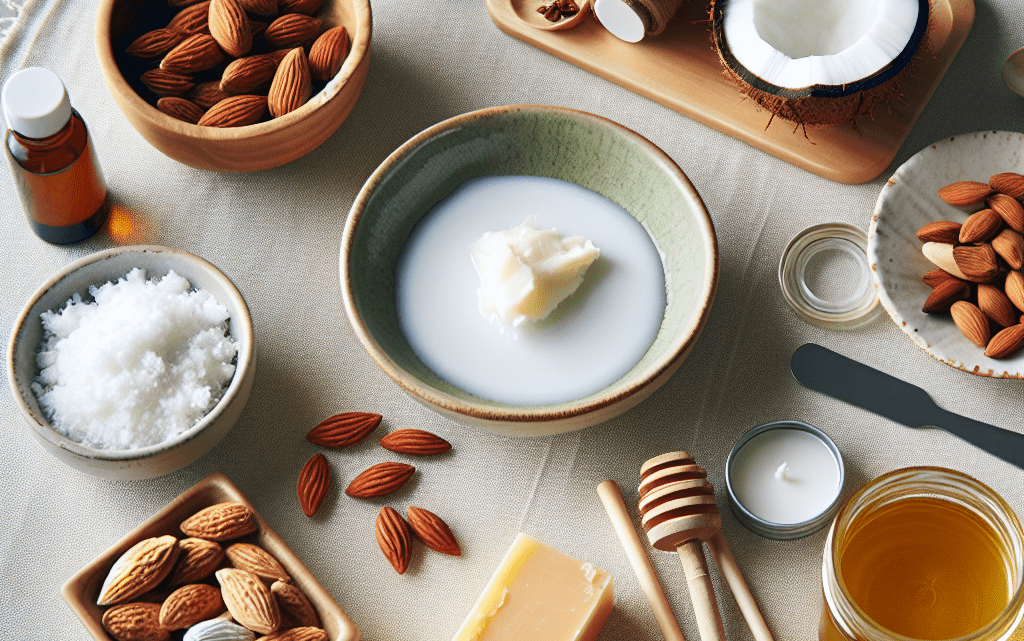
[395,175,666,406]
[32,268,238,450]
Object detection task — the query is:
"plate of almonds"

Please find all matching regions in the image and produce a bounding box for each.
[868,130,1024,377]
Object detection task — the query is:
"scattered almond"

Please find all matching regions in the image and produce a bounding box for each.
[209,0,252,57]
[380,429,452,455]
[127,28,186,60]
[306,411,382,448]
[221,54,279,94]
[101,602,170,641]
[985,324,1024,359]
[953,243,1002,282]
[375,506,413,574]
[938,180,993,206]
[921,242,968,280]
[989,193,1024,233]
[167,0,211,35]
[959,209,1002,243]
[1006,271,1024,311]
[159,583,224,630]
[216,568,281,635]
[263,13,322,49]
[180,502,258,541]
[916,220,961,244]
[950,301,990,348]
[140,69,195,97]
[197,95,268,127]
[406,506,461,556]
[260,627,328,641]
[168,537,224,586]
[992,228,1024,270]
[226,542,291,583]
[978,283,1018,327]
[346,462,415,498]
[98,536,181,606]
[297,452,331,517]
[990,172,1024,199]
[308,26,349,82]
[921,278,970,314]
[268,47,312,118]
[271,581,320,629]
[157,97,205,124]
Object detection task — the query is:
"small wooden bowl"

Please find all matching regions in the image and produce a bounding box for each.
[94,0,371,172]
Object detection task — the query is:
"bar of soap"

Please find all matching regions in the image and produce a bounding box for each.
[452,533,614,641]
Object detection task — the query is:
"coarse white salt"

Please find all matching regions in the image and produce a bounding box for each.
[31,268,239,450]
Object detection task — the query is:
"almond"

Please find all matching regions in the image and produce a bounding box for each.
[991,172,1024,199]
[209,0,252,57]
[263,14,322,49]
[271,581,320,629]
[938,180,993,206]
[268,47,312,118]
[250,19,269,41]
[181,502,259,540]
[140,69,195,97]
[988,193,1024,233]
[266,48,292,64]
[157,96,205,124]
[226,542,291,583]
[177,619,253,641]
[190,81,231,108]
[921,278,970,313]
[168,537,224,586]
[240,0,277,15]
[345,462,415,498]
[308,26,349,81]
[160,33,225,74]
[978,283,1019,327]
[985,324,1024,359]
[1008,271,1024,312]
[197,95,267,127]
[375,506,413,574]
[127,28,186,59]
[380,429,452,455]
[221,54,279,94]
[167,0,211,35]
[953,243,1002,282]
[922,268,957,288]
[297,452,331,517]
[98,535,180,606]
[216,568,281,635]
[159,583,224,630]
[958,209,1003,243]
[916,220,962,244]
[170,0,208,6]
[922,242,969,280]
[306,411,382,448]
[406,506,461,556]
[260,628,328,641]
[101,602,170,641]
[950,301,990,348]
[991,228,1024,270]
[278,0,321,15]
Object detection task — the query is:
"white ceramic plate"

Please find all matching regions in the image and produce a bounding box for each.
[868,130,1024,377]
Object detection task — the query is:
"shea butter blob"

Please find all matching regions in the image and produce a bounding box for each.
[395,176,666,406]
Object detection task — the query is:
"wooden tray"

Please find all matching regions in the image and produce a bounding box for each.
[487,0,974,184]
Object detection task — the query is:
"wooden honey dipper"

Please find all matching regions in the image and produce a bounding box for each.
[639,452,775,641]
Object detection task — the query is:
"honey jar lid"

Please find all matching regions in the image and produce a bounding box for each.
[2,67,72,139]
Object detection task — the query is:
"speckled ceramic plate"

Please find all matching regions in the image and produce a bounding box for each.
[868,130,1024,377]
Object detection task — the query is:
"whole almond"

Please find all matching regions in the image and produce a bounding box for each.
[157,96,206,124]
[167,1,211,35]
[221,54,279,95]
[345,462,415,498]
[297,452,330,517]
[141,69,195,97]
[216,568,281,635]
[190,81,231,109]
[922,268,957,288]
[180,619,253,641]
[991,172,1024,199]
[922,242,969,280]
[278,0,321,14]
[160,583,225,630]
[240,0,277,15]
[953,243,1002,282]
[160,33,225,74]
[921,278,970,313]
[306,411,382,448]
[260,628,328,641]
[168,537,224,586]
[380,429,452,455]
[209,0,252,57]
[127,28,186,60]
[988,193,1024,233]
[991,228,1024,270]
[226,542,291,583]
[101,602,170,641]
[170,0,208,6]
[98,536,181,606]
[916,220,962,244]
[250,19,269,41]
[263,14,322,49]
[406,506,461,556]
[950,301,990,348]
[268,47,312,118]
[985,324,1024,359]
[958,209,1003,243]
[308,25,348,81]
[375,506,413,574]
[181,502,258,540]
[1008,271,1024,312]
[272,580,320,629]
[979,283,1019,327]
[198,95,267,127]
[938,181,993,206]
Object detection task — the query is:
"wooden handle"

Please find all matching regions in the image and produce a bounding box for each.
[676,540,726,641]
[597,480,687,641]
[706,531,775,641]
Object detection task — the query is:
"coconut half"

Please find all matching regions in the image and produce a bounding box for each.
[711,0,929,128]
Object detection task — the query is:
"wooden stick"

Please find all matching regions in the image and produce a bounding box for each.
[676,540,727,641]
[597,480,687,641]
[706,531,775,641]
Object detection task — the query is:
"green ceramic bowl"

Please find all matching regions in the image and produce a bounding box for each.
[340,105,718,436]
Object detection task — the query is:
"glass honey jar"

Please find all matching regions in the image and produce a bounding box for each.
[820,467,1024,641]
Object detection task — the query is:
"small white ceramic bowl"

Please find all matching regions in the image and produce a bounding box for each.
[7,245,255,479]
[868,130,1024,377]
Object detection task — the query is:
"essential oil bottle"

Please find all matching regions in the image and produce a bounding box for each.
[2,67,108,244]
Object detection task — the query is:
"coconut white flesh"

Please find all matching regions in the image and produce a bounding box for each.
[722,0,920,89]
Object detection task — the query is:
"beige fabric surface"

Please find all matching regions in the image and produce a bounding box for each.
[2,1,1024,639]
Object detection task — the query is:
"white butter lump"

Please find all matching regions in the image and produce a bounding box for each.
[471,218,600,327]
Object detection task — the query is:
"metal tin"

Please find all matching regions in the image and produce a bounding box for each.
[725,420,844,540]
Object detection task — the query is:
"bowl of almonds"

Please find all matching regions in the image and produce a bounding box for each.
[94,0,370,172]
[868,130,1024,377]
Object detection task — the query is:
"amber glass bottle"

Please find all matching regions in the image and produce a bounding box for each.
[3,67,108,244]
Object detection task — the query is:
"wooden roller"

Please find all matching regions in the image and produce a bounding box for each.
[639,452,775,641]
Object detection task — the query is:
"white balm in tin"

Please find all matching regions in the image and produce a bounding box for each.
[726,421,844,539]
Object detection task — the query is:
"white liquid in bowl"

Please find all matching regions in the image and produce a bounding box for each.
[395,176,666,406]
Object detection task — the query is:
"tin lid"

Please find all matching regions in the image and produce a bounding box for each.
[779,223,880,329]
[2,67,72,139]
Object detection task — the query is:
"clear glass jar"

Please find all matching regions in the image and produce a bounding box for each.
[820,467,1024,641]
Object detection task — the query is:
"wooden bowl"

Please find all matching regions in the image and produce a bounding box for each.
[94,0,371,172]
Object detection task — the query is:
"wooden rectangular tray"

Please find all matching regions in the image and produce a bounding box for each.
[487,0,974,184]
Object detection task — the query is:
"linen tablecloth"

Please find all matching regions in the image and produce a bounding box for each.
[2,1,1023,639]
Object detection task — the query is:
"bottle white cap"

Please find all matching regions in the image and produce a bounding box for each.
[594,0,647,43]
[2,67,72,139]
